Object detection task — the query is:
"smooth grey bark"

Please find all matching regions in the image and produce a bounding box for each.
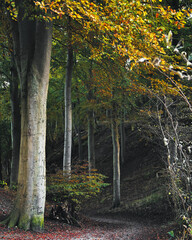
[10,56,21,187]
[1,1,52,231]
[88,110,95,170]
[63,21,73,174]
[111,111,121,208]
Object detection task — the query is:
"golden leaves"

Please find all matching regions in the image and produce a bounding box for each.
[5,0,18,20]
[32,0,191,100]
[33,0,189,65]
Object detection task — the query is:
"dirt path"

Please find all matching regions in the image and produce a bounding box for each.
[0,189,171,239]
[82,213,171,240]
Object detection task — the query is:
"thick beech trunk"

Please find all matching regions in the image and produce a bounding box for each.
[10,56,21,187]
[63,24,73,174]
[1,2,52,231]
[111,112,121,208]
[88,110,95,170]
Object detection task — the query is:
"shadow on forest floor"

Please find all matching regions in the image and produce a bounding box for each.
[0,188,177,240]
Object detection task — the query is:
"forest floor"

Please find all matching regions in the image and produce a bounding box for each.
[0,189,176,240]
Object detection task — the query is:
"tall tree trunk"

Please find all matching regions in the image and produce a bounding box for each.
[120,112,125,165]
[74,94,83,161]
[88,110,95,171]
[87,61,95,171]
[111,110,121,208]
[76,123,83,161]
[10,56,21,187]
[63,19,73,174]
[0,128,2,181]
[1,2,52,231]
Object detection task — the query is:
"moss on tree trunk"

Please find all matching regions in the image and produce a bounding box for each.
[0,0,52,231]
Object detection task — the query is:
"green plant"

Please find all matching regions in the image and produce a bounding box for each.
[0,180,7,188]
[46,163,110,210]
[10,184,18,191]
[168,230,174,239]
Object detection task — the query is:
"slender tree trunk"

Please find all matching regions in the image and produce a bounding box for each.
[87,61,95,171]
[77,124,83,161]
[88,110,95,171]
[10,56,21,187]
[74,95,83,161]
[1,2,52,231]
[120,112,125,165]
[63,19,73,174]
[111,110,121,208]
[0,128,2,181]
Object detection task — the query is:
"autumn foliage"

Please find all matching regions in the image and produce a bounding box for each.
[46,162,109,208]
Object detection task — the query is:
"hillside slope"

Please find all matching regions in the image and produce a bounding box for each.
[46,122,172,219]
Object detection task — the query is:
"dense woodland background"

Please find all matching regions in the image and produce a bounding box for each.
[0,0,192,238]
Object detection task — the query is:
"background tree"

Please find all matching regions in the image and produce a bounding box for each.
[0,1,21,187]
[10,54,21,187]
[0,5,12,183]
[63,17,73,174]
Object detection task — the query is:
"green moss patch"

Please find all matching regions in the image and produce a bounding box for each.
[31,214,44,232]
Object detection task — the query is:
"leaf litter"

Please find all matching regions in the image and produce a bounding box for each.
[0,189,171,239]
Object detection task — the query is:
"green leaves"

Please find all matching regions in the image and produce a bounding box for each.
[0,180,7,188]
[46,162,110,207]
[168,230,174,237]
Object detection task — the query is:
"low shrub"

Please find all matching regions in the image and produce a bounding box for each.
[46,162,110,212]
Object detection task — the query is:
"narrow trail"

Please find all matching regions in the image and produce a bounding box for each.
[0,189,171,239]
[82,212,171,240]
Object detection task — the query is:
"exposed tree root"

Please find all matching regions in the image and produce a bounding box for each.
[49,204,81,227]
[0,209,44,232]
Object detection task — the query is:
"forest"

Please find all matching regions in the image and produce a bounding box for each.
[0,0,192,239]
